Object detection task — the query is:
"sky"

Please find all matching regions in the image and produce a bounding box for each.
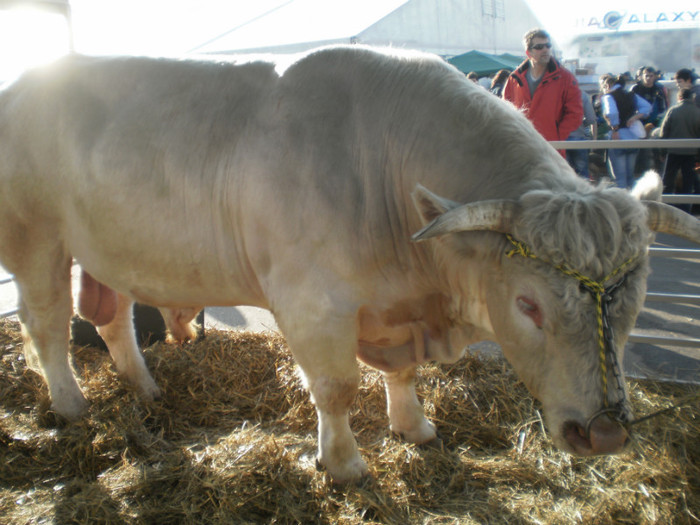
[69,0,295,56]
[0,0,697,79]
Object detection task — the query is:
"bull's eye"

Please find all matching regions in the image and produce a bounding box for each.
[516,296,543,328]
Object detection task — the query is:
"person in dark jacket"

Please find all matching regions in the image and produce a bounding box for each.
[632,67,668,126]
[502,28,583,151]
[632,67,669,174]
[658,88,700,213]
[673,68,700,109]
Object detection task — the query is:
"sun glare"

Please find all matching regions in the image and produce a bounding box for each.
[0,9,70,81]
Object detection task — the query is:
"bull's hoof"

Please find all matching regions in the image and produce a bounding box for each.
[391,419,439,445]
[125,369,161,401]
[137,380,161,402]
[315,456,369,485]
[420,431,444,450]
[50,392,89,421]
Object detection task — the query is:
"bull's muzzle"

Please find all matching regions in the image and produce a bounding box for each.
[564,412,630,456]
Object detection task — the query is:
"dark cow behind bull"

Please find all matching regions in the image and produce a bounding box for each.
[0,46,698,482]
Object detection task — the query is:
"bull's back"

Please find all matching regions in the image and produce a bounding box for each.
[0,48,582,309]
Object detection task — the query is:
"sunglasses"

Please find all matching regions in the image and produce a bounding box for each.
[530,43,552,50]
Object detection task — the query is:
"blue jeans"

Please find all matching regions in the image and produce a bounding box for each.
[566,137,590,178]
[607,147,639,189]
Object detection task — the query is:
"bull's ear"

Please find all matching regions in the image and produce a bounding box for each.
[411,184,462,225]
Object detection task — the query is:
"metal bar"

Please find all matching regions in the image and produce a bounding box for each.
[549,138,700,150]
[1,308,18,319]
[661,194,700,204]
[0,275,14,285]
[628,333,700,348]
[648,247,700,259]
[645,293,700,305]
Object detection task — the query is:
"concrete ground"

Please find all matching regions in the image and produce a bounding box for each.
[1,232,698,383]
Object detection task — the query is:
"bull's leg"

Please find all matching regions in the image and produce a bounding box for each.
[310,372,366,482]
[282,322,367,483]
[383,367,438,444]
[15,254,87,419]
[96,294,160,400]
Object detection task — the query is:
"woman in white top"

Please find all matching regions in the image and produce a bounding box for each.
[599,74,652,189]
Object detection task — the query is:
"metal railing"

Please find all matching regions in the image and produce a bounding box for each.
[549,138,700,151]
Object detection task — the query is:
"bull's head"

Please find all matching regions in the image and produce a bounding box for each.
[412,180,700,457]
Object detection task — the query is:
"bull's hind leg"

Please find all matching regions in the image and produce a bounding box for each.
[14,252,87,419]
[96,293,160,400]
[383,367,438,444]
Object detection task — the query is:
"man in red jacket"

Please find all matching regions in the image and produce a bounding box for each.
[502,29,583,147]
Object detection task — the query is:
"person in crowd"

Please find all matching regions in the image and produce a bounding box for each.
[489,69,510,97]
[654,68,670,108]
[466,71,479,83]
[502,28,583,149]
[658,88,700,213]
[599,74,652,189]
[632,66,669,173]
[566,90,597,180]
[632,66,668,126]
[673,68,700,108]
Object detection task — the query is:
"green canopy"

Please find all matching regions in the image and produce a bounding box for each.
[497,53,525,69]
[447,50,524,76]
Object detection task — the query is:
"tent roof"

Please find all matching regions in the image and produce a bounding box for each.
[447,50,523,76]
[194,0,408,54]
[497,52,525,68]
[0,0,70,14]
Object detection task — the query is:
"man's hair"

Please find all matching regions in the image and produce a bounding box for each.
[675,68,693,82]
[523,28,550,50]
[678,88,692,101]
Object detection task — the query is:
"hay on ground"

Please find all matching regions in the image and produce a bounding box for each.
[0,317,698,524]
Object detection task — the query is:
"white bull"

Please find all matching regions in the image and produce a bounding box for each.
[1,46,698,482]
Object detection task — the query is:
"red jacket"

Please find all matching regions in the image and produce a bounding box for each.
[502,58,583,142]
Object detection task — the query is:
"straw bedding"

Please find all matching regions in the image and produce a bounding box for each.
[1,318,698,524]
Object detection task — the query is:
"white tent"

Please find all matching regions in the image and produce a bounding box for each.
[191,0,543,58]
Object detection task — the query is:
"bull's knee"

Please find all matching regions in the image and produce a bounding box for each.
[310,375,358,414]
[310,375,368,483]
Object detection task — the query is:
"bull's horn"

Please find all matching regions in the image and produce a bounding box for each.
[644,201,700,244]
[412,200,519,241]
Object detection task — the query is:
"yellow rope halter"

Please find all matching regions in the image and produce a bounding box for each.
[505,234,638,413]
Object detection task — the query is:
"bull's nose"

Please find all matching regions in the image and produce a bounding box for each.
[589,417,629,455]
[563,417,629,456]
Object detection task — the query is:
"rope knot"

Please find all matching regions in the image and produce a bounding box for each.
[505,234,534,259]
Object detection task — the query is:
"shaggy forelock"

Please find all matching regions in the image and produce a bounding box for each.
[513,185,653,279]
